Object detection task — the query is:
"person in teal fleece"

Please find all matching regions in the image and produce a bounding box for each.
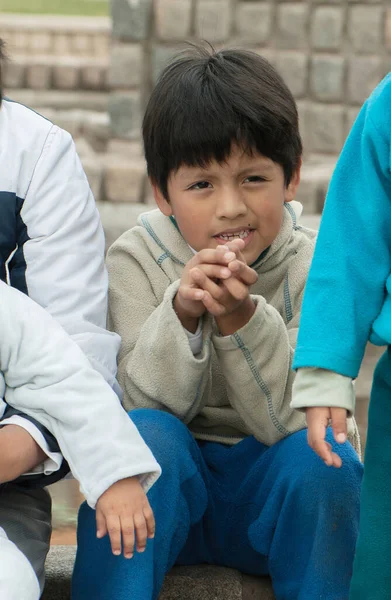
[292,72,391,600]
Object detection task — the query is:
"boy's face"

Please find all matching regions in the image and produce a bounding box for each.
[153,145,301,265]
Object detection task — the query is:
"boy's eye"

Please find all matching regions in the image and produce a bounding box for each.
[189,181,211,190]
[244,175,266,184]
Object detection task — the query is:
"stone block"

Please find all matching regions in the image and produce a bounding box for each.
[29,31,52,54]
[195,0,232,43]
[53,33,71,56]
[297,160,336,214]
[345,107,360,139]
[308,104,345,154]
[348,6,383,54]
[107,139,143,157]
[3,60,25,89]
[53,109,83,139]
[155,0,192,41]
[103,154,146,203]
[152,45,180,83]
[111,0,153,41]
[81,64,107,91]
[385,8,391,51]
[82,112,110,152]
[109,43,142,89]
[311,7,344,51]
[26,63,52,90]
[236,3,272,45]
[296,101,310,157]
[109,91,142,139]
[347,56,382,105]
[310,55,345,102]
[277,4,309,50]
[52,63,80,90]
[92,33,110,57]
[275,52,308,99]
[72,33,92,55]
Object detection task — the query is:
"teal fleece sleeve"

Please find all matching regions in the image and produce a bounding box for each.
[294,73,391,377]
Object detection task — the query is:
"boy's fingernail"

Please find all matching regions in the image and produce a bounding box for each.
[336,433,346,443]
[113,550,121,556]
[138,547,146,553]
[225,252,236,261]
[125,553,134,559]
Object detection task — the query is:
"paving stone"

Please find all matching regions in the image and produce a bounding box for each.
[310,55,345,102]
[112,0,153,41]
[195,0,232,43]
[152,45,180,83]
[311,6,344,51]
[347,56,383,105]
[26,63,52,90]
[275,52,308,99]
[308,104,345,154]
[109,91,141,139]
[6,89,109,112]
[277,4,309,50]
[109,43,143,89]
[386,8,391,51]
[348,6,383,54]
[155,0,192,41]
[52,63,80,90]
[3,60,26,89]
[236,3,272,45]
[103,154,146,202]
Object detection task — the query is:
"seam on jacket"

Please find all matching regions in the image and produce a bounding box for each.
[232,332,290,436]
[141,214,185,266]
[284,202,299,230]
[283,274,293,323]
[24,125,57,200]
[157,252,169,266]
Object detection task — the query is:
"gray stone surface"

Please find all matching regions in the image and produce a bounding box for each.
[308,104,345,154]
[310,6,344,51]
[155,0,193,41]
[112,0,153,41]
[348,6,383,54]
[109,91,141,139]
[275,52,308,99]
[277,4,309,50]
[310,55,345,102]
[347,56,383,105]
[195,0,232,43]
[42,546,275,600]
[109,43,143,89]
[236,3,272,45]
[152,45,181,83]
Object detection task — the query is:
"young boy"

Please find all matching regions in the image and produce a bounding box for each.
[73,46,363,600]
[0,38,127,594]
[0,279,161,599]
[292,73,391,599]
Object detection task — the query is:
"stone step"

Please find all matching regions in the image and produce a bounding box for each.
[0,14,110,57]
[42,546,275,600]
[4,54,108,91]
[5,88,109,112]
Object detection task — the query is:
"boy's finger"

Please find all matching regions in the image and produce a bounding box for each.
[307,418,332,464]
[95,509,107,539]
[144,504,155,539]
[106,514,122,556]
[202,291,226,316]
[330,407,348,444]
[179,284,204,302]
[134,513,148,553]
[190,268,225,301]
[228,261,258,285]
[221,276,248,301]
[224,239,245,253]
[195,248,236,266]
[192,264,232,281]
[120,516,135,559]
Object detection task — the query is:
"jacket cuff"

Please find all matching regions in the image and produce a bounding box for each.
[291,367,355,416]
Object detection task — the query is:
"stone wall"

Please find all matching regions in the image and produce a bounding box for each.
[110,0,391,160]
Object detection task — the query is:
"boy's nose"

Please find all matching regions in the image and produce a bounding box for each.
[215,189,247,220]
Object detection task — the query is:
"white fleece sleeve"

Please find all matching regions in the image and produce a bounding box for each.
[0,281,161,508]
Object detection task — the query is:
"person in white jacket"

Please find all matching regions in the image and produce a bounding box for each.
[0,39,154,597]
[0,279,161,600]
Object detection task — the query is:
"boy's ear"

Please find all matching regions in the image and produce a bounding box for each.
[151,182,173,217]
[284,158,302,203]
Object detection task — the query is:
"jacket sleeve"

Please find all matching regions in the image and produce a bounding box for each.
[294,74,391,378]
[9,125,120,388]
[212,284,307,446]
[0,282,161,508]
[107,240,213,423]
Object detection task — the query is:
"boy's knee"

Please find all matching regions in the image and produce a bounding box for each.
[128,408,192,456]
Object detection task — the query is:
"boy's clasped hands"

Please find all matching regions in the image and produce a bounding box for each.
[174,239,258,336]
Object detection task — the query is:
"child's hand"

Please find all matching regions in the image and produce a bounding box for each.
[306,407,348,468]
[96,476,155,559]
[174,246,237,331]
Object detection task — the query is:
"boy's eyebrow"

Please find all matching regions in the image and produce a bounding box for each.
[177,159,275,181]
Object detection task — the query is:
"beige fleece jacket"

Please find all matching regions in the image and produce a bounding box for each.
[107,202,359,449]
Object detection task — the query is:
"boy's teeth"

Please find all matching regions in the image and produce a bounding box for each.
[219,230,250,241]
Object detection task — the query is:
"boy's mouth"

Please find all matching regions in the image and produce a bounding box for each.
[214,227,254,243]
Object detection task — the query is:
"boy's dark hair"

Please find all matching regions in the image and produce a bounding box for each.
[143,45,302,199]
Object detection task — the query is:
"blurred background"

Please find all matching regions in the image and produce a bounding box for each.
[0,0,390,543]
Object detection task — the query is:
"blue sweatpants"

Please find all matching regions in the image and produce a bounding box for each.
[349,347,391,599]
[72,409,362,600]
